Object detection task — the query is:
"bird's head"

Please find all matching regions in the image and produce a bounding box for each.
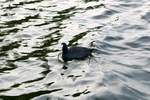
[61,42,67,46]
[61,42,68,54]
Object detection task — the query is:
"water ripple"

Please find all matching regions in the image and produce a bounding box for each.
[0,89,62,100]
[0,0,150,100]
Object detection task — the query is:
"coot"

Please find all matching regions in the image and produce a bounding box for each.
[61,43,95,62]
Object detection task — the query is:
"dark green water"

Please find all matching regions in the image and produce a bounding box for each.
[0,0,150,100]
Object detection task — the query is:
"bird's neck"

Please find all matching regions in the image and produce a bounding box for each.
[62,44,68,55]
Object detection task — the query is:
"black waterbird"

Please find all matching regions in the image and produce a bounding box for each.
[61,43,96,62]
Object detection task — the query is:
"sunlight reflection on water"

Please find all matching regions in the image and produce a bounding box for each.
[0,0,150,100]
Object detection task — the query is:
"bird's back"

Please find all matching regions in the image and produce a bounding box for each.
[64,47,92,60]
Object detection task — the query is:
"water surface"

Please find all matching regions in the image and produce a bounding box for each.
[0,0,150,100]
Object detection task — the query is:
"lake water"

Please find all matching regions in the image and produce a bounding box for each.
[0,0,150,100]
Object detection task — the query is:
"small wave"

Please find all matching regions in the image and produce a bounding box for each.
[142,12,150,23]
[104,36,123,41]
[92,9,119,19]
[0,89,62,100]
[125,36,150,48]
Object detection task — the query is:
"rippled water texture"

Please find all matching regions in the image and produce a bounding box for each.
[0,0,150,100]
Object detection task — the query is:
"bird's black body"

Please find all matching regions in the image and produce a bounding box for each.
[62,43,94,62]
